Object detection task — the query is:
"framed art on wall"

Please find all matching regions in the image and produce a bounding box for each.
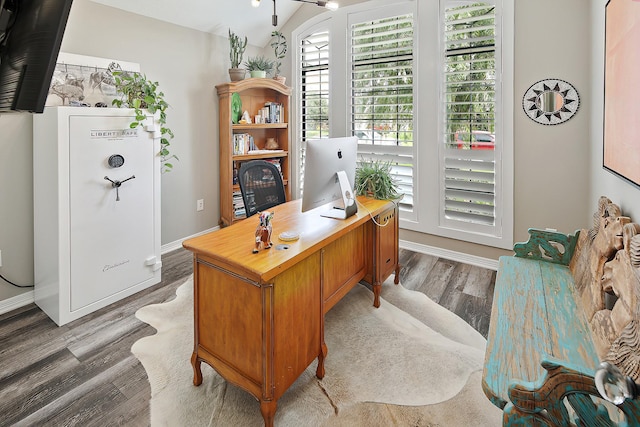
[45,53,140,108]
[603,0,640,187]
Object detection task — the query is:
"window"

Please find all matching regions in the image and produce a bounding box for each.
[349,12,415,213]
[300,30,330,142]
[442,3,496,227]
[293,0,513,249]
[298,29,330,193]
[435,0,513,248]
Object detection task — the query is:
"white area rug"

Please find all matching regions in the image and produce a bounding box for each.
[131,276,502,426]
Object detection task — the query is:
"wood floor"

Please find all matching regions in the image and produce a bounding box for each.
[0,247,495,426]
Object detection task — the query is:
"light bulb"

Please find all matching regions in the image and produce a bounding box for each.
[324,1,338,10]
[251,0,261,7]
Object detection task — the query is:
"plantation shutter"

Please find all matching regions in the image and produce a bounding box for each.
[299,30,330,190]
[442,3,497,227]
[349,13,415,213]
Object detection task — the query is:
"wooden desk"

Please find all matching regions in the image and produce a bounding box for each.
[182,197,399,426]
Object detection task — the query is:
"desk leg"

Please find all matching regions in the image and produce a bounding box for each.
[394,263,400,284]
[260,400,277,427]
[191,352,203,386]
[316,342,327,379]
[373,281,382,308]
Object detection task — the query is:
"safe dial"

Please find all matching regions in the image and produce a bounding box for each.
[108,154,125,168]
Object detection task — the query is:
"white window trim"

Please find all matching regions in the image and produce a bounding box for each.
[292,18,332,198]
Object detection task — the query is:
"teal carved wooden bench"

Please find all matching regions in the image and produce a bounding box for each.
[483,197,640,426]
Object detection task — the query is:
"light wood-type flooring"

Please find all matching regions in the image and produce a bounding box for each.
[0,247,495,426]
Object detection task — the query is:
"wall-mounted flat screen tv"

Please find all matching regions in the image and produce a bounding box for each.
[0,0,73,113]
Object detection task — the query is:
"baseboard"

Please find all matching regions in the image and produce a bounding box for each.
[165,232,498,269]
[161,226,219,254]
[0,290,35,315]
[399,239,499,271]
[165,231,499,270]
[0,232,490,316]
[0,227,219,316]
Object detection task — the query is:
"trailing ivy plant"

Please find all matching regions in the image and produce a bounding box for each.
[112,71,177,172]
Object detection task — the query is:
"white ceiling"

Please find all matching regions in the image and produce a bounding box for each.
[90,0,304,47]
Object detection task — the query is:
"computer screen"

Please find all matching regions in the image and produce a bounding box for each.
[301,136,358,219]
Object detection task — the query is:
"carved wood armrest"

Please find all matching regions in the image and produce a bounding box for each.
[506,359,640,426]
[513,228,580,265]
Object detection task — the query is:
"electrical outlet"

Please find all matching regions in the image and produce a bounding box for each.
[196,199,204,212]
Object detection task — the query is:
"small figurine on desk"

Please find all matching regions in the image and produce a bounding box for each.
[253,211,274,253]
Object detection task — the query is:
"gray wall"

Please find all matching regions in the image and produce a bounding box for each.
[590,0,640,220]
[0,0,615,303]
[0,0,263,301]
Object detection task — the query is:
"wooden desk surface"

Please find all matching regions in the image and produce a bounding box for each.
[182,196,393,283]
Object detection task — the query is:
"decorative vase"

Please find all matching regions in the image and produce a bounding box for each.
[265,137,279,150]
[250,70,267,78]
[229,68,246,82]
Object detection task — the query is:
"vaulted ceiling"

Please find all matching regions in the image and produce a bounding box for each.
[89,0,304,46]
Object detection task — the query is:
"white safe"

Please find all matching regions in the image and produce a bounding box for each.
[33,107,162,326]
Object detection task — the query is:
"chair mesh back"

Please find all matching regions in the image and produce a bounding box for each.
[238,160,286,218]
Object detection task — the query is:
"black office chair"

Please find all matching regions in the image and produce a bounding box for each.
[238,160,286,218]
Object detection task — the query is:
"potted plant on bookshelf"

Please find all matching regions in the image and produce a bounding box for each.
[270,30,287,84]
[228,29,247,82]
[244,55,275,79]
[355,158,402,200]
[112,71,177,173]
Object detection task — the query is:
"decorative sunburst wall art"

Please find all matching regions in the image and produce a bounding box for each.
[522,78,580,125]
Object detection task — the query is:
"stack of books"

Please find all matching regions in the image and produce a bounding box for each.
[233,133,257,155]
[256,102,283,124]
[232,190,245,219]
[264,158,282,177]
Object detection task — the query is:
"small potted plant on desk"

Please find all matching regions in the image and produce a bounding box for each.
[270,30,287,84]
[244,55,275,79]
[355,158,402,201]
[228,29,247,82]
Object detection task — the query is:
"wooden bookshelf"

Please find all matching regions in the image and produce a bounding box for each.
[216,78,291,226]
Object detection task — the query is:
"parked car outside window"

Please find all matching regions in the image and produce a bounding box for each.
[455,130,495,150]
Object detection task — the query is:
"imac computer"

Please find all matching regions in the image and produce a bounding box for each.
[301,136,358,219]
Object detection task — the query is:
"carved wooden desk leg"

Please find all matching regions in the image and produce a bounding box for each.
[373,281,382,308]
[316,342,327,379]
[394,264,400,284]
[260,400,277,427]
[191,352,203,386]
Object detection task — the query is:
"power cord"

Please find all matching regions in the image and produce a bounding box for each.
[0,272,34,288]
[356,198,399,227]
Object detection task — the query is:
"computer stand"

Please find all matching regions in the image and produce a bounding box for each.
[320,170,358,220]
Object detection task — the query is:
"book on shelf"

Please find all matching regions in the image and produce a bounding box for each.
[233,133,257,155]
[255,102,283,124]
[264,158,282,174]
[232,190,246,218]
